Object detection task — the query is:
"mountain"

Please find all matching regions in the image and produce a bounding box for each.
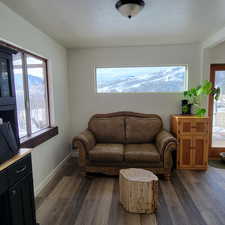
[14,73,45,112]
[14,73,43,90]
[97,67,185,93]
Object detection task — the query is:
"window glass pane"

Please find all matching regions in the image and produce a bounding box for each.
[13,53,27,138]
[26,56,43,65]
[96,66,187,93]
[0,58,11,97]
[26,55,49,133]
[212,71,225,147]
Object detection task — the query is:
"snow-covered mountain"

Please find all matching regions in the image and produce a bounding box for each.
[97,66,186,93]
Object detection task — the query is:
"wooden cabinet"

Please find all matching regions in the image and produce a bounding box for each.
[0,150,38,225]
[171,115,209,170]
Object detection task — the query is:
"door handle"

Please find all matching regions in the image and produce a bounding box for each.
[16,165,27,174]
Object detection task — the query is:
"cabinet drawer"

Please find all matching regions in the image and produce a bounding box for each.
[7,154,32,186]
[0,170,8,195]
[179,118,208,135]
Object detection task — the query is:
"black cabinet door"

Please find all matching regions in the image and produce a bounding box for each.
[0,193,11,225]
[8,173,36,225]
[0,50,16,106]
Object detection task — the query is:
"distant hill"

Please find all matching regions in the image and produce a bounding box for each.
[97,67,185,93]
[14,73,43,90]
[14,73,45,112]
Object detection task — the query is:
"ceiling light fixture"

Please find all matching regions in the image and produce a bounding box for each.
[115,0,145,19]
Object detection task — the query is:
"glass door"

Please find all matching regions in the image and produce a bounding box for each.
[209,64,225,157]
[0,48,17,105]
[0,57,11,97]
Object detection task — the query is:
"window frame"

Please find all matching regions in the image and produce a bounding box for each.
[95,65,189,94]
[0,41,58,148]
[20,53,50,137]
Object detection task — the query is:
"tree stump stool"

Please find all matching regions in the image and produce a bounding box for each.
[119,168,158,214]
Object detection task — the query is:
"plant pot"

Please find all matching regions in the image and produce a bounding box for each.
[181,100,192,115]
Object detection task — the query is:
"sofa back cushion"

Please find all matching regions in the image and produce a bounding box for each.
[88,117,125,143]
[125,117,162,144]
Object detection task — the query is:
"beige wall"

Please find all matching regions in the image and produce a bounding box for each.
[0,2,71,193]
[68,44,201,136]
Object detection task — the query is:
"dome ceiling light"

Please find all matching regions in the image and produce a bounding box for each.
[115,0,145,19]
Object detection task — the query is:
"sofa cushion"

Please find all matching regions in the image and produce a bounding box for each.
[125,144,160,163]
[125,117,162,143]
[89,144,124,162]
[88,117,125,143]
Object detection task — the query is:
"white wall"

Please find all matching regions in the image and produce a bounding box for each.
[201,41,225,110]
[208,41,225,64]
[68,44,201,135]
[0,2,71,193]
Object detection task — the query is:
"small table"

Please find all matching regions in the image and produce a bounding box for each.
[119,168,158,214]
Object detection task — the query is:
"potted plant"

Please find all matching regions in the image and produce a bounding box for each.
[181,99,192,115]
[182,80,220,116]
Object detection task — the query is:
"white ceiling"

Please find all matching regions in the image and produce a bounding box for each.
[2,0,225,48]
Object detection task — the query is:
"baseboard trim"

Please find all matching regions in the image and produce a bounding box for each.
[34,152,72,196]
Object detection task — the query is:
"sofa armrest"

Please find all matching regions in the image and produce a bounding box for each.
[72,129,96,172]
[156,129,177,157]
[72,129,96,152]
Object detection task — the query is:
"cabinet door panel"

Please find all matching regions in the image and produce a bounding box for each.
[9,184,24,225]
[180,119,193,135]
[0,57,11,97]
[0,50,16,105]
[9,174,36,225]
[0,194,11,225]
[179,136,192,167]
[193,136,208,167]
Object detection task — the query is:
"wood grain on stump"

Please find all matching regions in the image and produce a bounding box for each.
[119,168,158,214]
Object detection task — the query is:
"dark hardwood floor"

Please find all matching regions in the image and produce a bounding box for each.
[36,157,225,225]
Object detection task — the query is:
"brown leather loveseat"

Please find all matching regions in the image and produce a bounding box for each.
[73,112,177,179]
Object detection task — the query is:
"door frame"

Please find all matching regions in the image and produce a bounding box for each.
[208,64,225,157]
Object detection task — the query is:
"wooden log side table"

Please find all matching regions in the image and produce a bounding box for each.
[119,168,158,214]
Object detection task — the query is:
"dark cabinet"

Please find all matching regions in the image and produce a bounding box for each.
[0,45,20,146]
[0,57,11,98]
[0,193,11,225]
[9,174,36,225]
[0,46,17,106]
[0,153,38,225]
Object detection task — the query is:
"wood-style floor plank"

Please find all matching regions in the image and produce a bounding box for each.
[156,186,173,225]
[171,174,207,225]
[36,158,225,225]
[160,180,190,225]
[141,214,157,225]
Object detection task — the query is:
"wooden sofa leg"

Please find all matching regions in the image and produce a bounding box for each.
[164,173,171,181]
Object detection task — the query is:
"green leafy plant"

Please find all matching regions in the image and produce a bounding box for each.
[183,80,220,116]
